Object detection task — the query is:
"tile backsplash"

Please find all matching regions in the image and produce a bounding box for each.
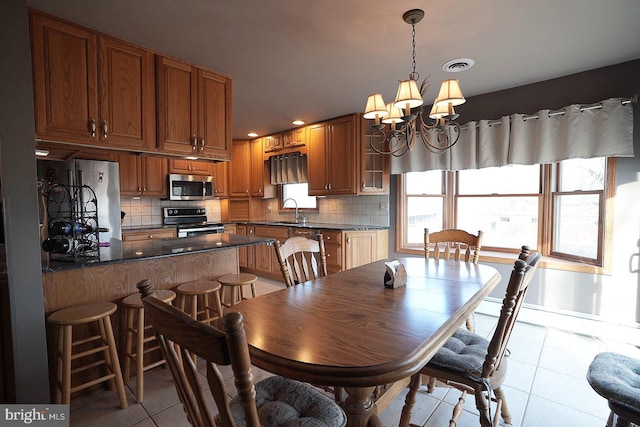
[120,194,390,228]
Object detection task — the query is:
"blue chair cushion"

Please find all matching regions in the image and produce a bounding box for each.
[429,328,489,375]
[587,352,640,411]
[225,376,347,427]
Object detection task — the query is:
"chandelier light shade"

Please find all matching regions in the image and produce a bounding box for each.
[363,94,389,124]
[363,9,468,156]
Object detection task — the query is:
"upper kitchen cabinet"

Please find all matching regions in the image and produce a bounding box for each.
[251,138,275,198]
[212,161,229,198]
[30,12,155,150]
[283,127,306,150]
[307,114,358,196]
[229,140,250,197]
[168,159,213,175]
[359,114,389,194]
[156,56,232,160]
[262,134,283,154]
[116,152,167,197]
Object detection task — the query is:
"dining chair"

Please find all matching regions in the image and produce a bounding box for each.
[400,246,541,427]
[274,233,328,287]
[137,279,347,427]
[425,228,483,331]
[587,352,640,427]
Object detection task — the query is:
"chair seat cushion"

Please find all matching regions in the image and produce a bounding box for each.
[429,328,489,375]
[226,376,347,427]
[587,352,640,411]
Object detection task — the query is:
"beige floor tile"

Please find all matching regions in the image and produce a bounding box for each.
[522,395,607,427]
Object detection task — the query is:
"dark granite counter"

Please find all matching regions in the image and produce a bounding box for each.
[232,221,389,231]
[42,233,273,273]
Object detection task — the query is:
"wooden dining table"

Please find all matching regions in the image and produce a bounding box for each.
[231,257,502,427]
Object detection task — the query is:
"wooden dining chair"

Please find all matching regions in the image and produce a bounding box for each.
[400,246,541,427]
[274,234,328,288]
[137,279,347,427]
[425,228,483,331]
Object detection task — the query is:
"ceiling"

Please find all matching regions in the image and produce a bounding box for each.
[26,0,640,140]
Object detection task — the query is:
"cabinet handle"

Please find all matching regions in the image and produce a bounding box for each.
[191,135,197,150]
[328,183,332,191]
[137,186,142,193]
[142,186,146,192]
[327,253,331,257]
[347,236,351,244]
[200,137,205,151]
[89,118,96,138]
[362,182,365,190]
[102,120,108,139]
[149,235,153,239]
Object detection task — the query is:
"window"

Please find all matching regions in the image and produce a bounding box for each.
[281,183,317,209]
[399,158,614,271]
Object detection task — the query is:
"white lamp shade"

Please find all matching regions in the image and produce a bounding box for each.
[393,79,423,109]
[363,94,389,119]
[434,79,466,108]
[382,103,404,124]
[429,102,455,119]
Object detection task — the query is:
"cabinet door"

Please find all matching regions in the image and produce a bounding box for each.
[237,225,248,268]
[250,138,275,198]
[98,36,155,149]
[30,12,99,144]
[283,127,306,148]
[307,123,328,195]
[156,56,198,154]
[359,115,389,194]
[344,230,377,270]
[263,134,283,153]
[141,156,168,197]
[198,69,232,159]
[212,162,228,197]
[327,115,358,195]
[116,152,142,197]
[229,140,251,196]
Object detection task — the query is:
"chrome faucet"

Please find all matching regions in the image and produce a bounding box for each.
[282,198,299,223]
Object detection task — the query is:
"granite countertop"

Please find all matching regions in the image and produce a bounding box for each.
[231,221,389,231]
[42,233,273,273]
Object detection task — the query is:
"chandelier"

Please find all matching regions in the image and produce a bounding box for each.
[363,9,467,157]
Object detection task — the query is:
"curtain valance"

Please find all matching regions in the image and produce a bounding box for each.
[391,97,634,174]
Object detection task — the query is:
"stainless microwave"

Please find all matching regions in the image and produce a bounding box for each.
[168,174,215,200]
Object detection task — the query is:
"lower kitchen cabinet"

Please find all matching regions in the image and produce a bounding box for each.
[321,230,343,275]
[344,230,389,270]
[253,226,289,275]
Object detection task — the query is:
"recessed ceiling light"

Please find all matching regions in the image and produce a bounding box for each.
[248,132,258,138]
[35,149,49,157]
[442,58,475,73]
[292,120,305,126]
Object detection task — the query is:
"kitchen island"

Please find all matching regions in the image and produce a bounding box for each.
[41,233,273,314]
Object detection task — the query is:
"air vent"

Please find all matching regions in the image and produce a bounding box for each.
[442,58,475,73]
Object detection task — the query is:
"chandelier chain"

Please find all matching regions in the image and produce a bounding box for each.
[410,22,419,81]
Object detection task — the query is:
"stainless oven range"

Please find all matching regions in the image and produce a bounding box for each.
[163,207,225,237]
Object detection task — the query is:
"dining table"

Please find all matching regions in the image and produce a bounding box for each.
[230,256,502,427]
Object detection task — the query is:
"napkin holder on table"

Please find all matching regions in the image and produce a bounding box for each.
[383,260,407,289]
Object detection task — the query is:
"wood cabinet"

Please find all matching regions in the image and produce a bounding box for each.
[116,153,167,197]
[236,225,255,269]
[283,127,306,149]
[344,230,389,270]
[229,140,251,196]
[168,159,213,175]
[359,115,390,194]
[251,138,276,198]
[262,134,283,153]
[253,226,289,274]
[307,114,358,196]
[122,228,176,241]
[212,162,229,198]
[321,230,343,275]
[156,56,231,160]
[30,12,155,150]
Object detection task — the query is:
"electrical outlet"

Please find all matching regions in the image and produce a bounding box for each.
[138,205,144,213]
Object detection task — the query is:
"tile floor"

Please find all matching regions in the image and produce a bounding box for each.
[68,277,640,427]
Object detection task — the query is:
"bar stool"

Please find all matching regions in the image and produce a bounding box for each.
[122,288,176,402]
[175,279,224,324]
[47,302,128,408]
[217,273,258,308]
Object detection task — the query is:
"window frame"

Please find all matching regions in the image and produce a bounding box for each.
[396,158,616,274]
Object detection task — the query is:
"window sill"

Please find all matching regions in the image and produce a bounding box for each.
[396,248,608,275]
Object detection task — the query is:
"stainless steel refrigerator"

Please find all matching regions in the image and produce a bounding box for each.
[38,159,122,259]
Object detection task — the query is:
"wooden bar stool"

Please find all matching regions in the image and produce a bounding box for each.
[217,273,258,308]
[47,302,128,408]
[175,279,224,324]
[122,288,176,402]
